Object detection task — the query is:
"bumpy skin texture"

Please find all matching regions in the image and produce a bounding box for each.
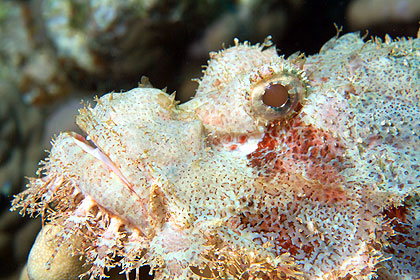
[12,33,420,280]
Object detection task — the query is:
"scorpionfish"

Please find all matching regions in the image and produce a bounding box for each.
[12,33,420,279]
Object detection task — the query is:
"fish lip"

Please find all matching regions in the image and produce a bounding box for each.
[66,131,134,193]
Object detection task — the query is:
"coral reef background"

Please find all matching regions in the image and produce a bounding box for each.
[0,0,419,279]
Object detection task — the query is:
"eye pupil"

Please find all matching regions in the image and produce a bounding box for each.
[262,83,289,108]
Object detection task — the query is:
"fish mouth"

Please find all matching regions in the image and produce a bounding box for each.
[67,131,136,195]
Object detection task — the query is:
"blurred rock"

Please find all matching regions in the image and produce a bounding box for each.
[0,1,32,83]
[347,0,420,29]
[18,49,72,105]
[40,0,229,93]
[27,224,88,280]
[14,218,42,264]
[0,210,23,232]
[0,82,44,197]
[19,265,29,280]
[43,96,89,145]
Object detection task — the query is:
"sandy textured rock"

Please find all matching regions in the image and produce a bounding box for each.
[27,224,88,280]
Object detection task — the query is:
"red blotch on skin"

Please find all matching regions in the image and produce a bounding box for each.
[248,117,348,186]
[239,135,248,144]
[299,182,347,204]
[383,204,411,237]
[382,202,420,252]
[383,205,408,223]
[248,124,279,169]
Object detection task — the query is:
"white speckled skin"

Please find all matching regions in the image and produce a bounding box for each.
[12,33,420,279]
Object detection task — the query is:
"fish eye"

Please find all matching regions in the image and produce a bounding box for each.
[250,68,309,122]
[262,83,290,108]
